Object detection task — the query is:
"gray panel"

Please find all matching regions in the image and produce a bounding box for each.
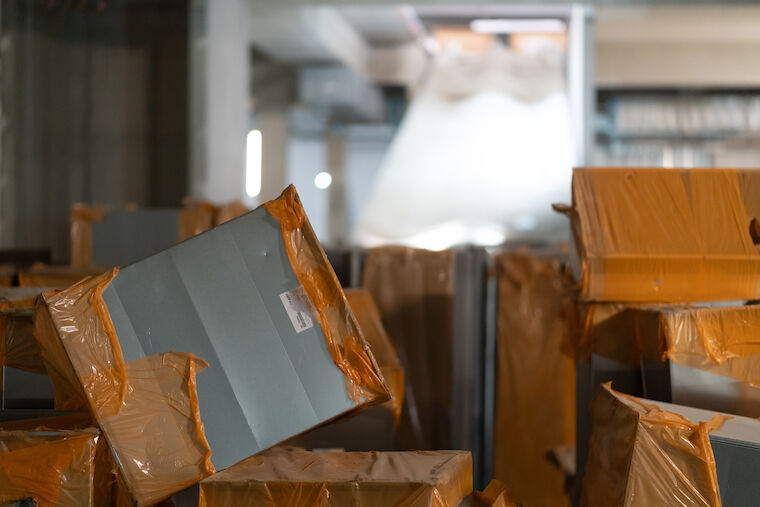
[642,360,760,419]
[669,363,760,418]
[712,436,760,506]
[2,368,54,409]
[92,209,180,267]
[103,207,354,470]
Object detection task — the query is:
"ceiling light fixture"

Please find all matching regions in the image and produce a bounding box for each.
[469,18,566,34]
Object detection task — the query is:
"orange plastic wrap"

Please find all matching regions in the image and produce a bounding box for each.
[576,302,760,390]
[0,429,99,507]
[177,200,218,242]
[0,416,114,507]
[1,310,46,374]
[493,251,575,507]
[71,204,107,268]
[33,295,90,411]
[362,246,455,450]
[345,288,405,425]
[38,273,214,505]
[581,383,725,507]
[215,200,249,226]
[198,448,473,507]
[567,167,760,303]
[471,480,518,507]
[264,186,389,405]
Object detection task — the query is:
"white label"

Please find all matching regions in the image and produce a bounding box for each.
[279,286,315,333]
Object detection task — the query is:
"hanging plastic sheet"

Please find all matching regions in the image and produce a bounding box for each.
[0,429,99,507]
[581,383,725,507]
[563,168,760,303]
[493,251,575,507]
[362,247,455,450]
[198,448,473,507]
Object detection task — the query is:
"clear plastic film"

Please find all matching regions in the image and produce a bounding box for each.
[198,448,473,507]
[345,288,405,426]
[39,272,214,506]
[567,168,760,303]
[361,246,455,450]
[0,429,99,507]
[493,251,575,507]
[71,204,107,268]
[581,383,726,507]
[264,186,390,405]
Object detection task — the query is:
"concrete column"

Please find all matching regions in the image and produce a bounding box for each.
[189,0,250,203]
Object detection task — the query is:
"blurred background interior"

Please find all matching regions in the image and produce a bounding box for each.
[5,1,760,259]
[2,1,760,505]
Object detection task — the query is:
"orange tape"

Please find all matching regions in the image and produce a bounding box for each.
[264,186,389,404]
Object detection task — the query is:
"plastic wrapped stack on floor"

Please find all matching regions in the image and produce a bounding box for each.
[197,448,473,507]
[582,383,760,506]
[361,247,456,451]
[559,167,760,501]
[360,246,487,487]
[492,250,576,507]
[0,185,462,507]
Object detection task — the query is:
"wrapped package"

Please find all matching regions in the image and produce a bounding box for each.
[198,448,473,507]
[563,167,760,302]
[575,302,760,416]
[581,383,728,507]
[0,428,100,506]
[362,247,455,450]
[88,209,183,267]
[35,185,389,505]
[1,309,54,409]
[2,310,45,374]
[0,415,113,507]
[72,200,245,268]
[493,251,575,507]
